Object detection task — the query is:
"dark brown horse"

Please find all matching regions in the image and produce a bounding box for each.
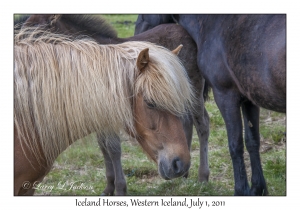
[135,14,286,196]
[19,14,210,195]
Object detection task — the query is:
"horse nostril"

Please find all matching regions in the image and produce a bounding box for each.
[158,157,190,179]
[172,157,183,175]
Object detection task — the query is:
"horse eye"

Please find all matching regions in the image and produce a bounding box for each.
[145,100,156,108]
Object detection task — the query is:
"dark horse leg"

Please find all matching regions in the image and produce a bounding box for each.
[213,89,250,195]
[191,76,210,182]
[241,101,267,195]
[97,133,126,196]
[194,108,210,182]
[182,113,194,178]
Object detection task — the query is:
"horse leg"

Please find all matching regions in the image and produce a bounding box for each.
[14,166,49,195]
[14,160,50,196]
[193,107,210,182]
[105,135,127,195]
[98,134,127,196]
[191,77,210,182]
[98,135,115,195]
[182,113,193,178]
[14,134,50,195]
[213,89,250,195]
[241,101,268,195]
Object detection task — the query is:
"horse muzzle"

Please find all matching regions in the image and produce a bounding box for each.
[158,156,190,180]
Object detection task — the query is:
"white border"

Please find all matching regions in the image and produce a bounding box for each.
[2,1,299,209]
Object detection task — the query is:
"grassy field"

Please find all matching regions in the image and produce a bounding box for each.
[18,14,286,196]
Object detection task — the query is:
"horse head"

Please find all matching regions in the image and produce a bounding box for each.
[132,45,191,179]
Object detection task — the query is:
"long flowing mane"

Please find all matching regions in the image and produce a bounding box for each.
[14,27,194,167]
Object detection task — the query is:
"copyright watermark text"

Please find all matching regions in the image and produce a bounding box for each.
[22,180,94,193]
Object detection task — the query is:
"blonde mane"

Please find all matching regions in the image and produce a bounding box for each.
[14,27,195,166]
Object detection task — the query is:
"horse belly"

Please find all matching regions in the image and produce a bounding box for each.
[246,83,285,113]
[233,60,286,113]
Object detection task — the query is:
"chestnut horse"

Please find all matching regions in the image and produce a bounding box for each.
[14,27,195,195]
[21,14,210,195]
[135,14,286,196]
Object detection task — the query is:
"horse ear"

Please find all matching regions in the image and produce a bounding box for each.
[137,48,150,72]
[172,44,183,55]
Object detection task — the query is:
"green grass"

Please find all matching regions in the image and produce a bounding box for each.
[101,14,137,38]
[19,14,285,196]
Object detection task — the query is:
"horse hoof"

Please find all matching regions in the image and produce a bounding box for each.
[198,171,209,183]
[250,187,268,196]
